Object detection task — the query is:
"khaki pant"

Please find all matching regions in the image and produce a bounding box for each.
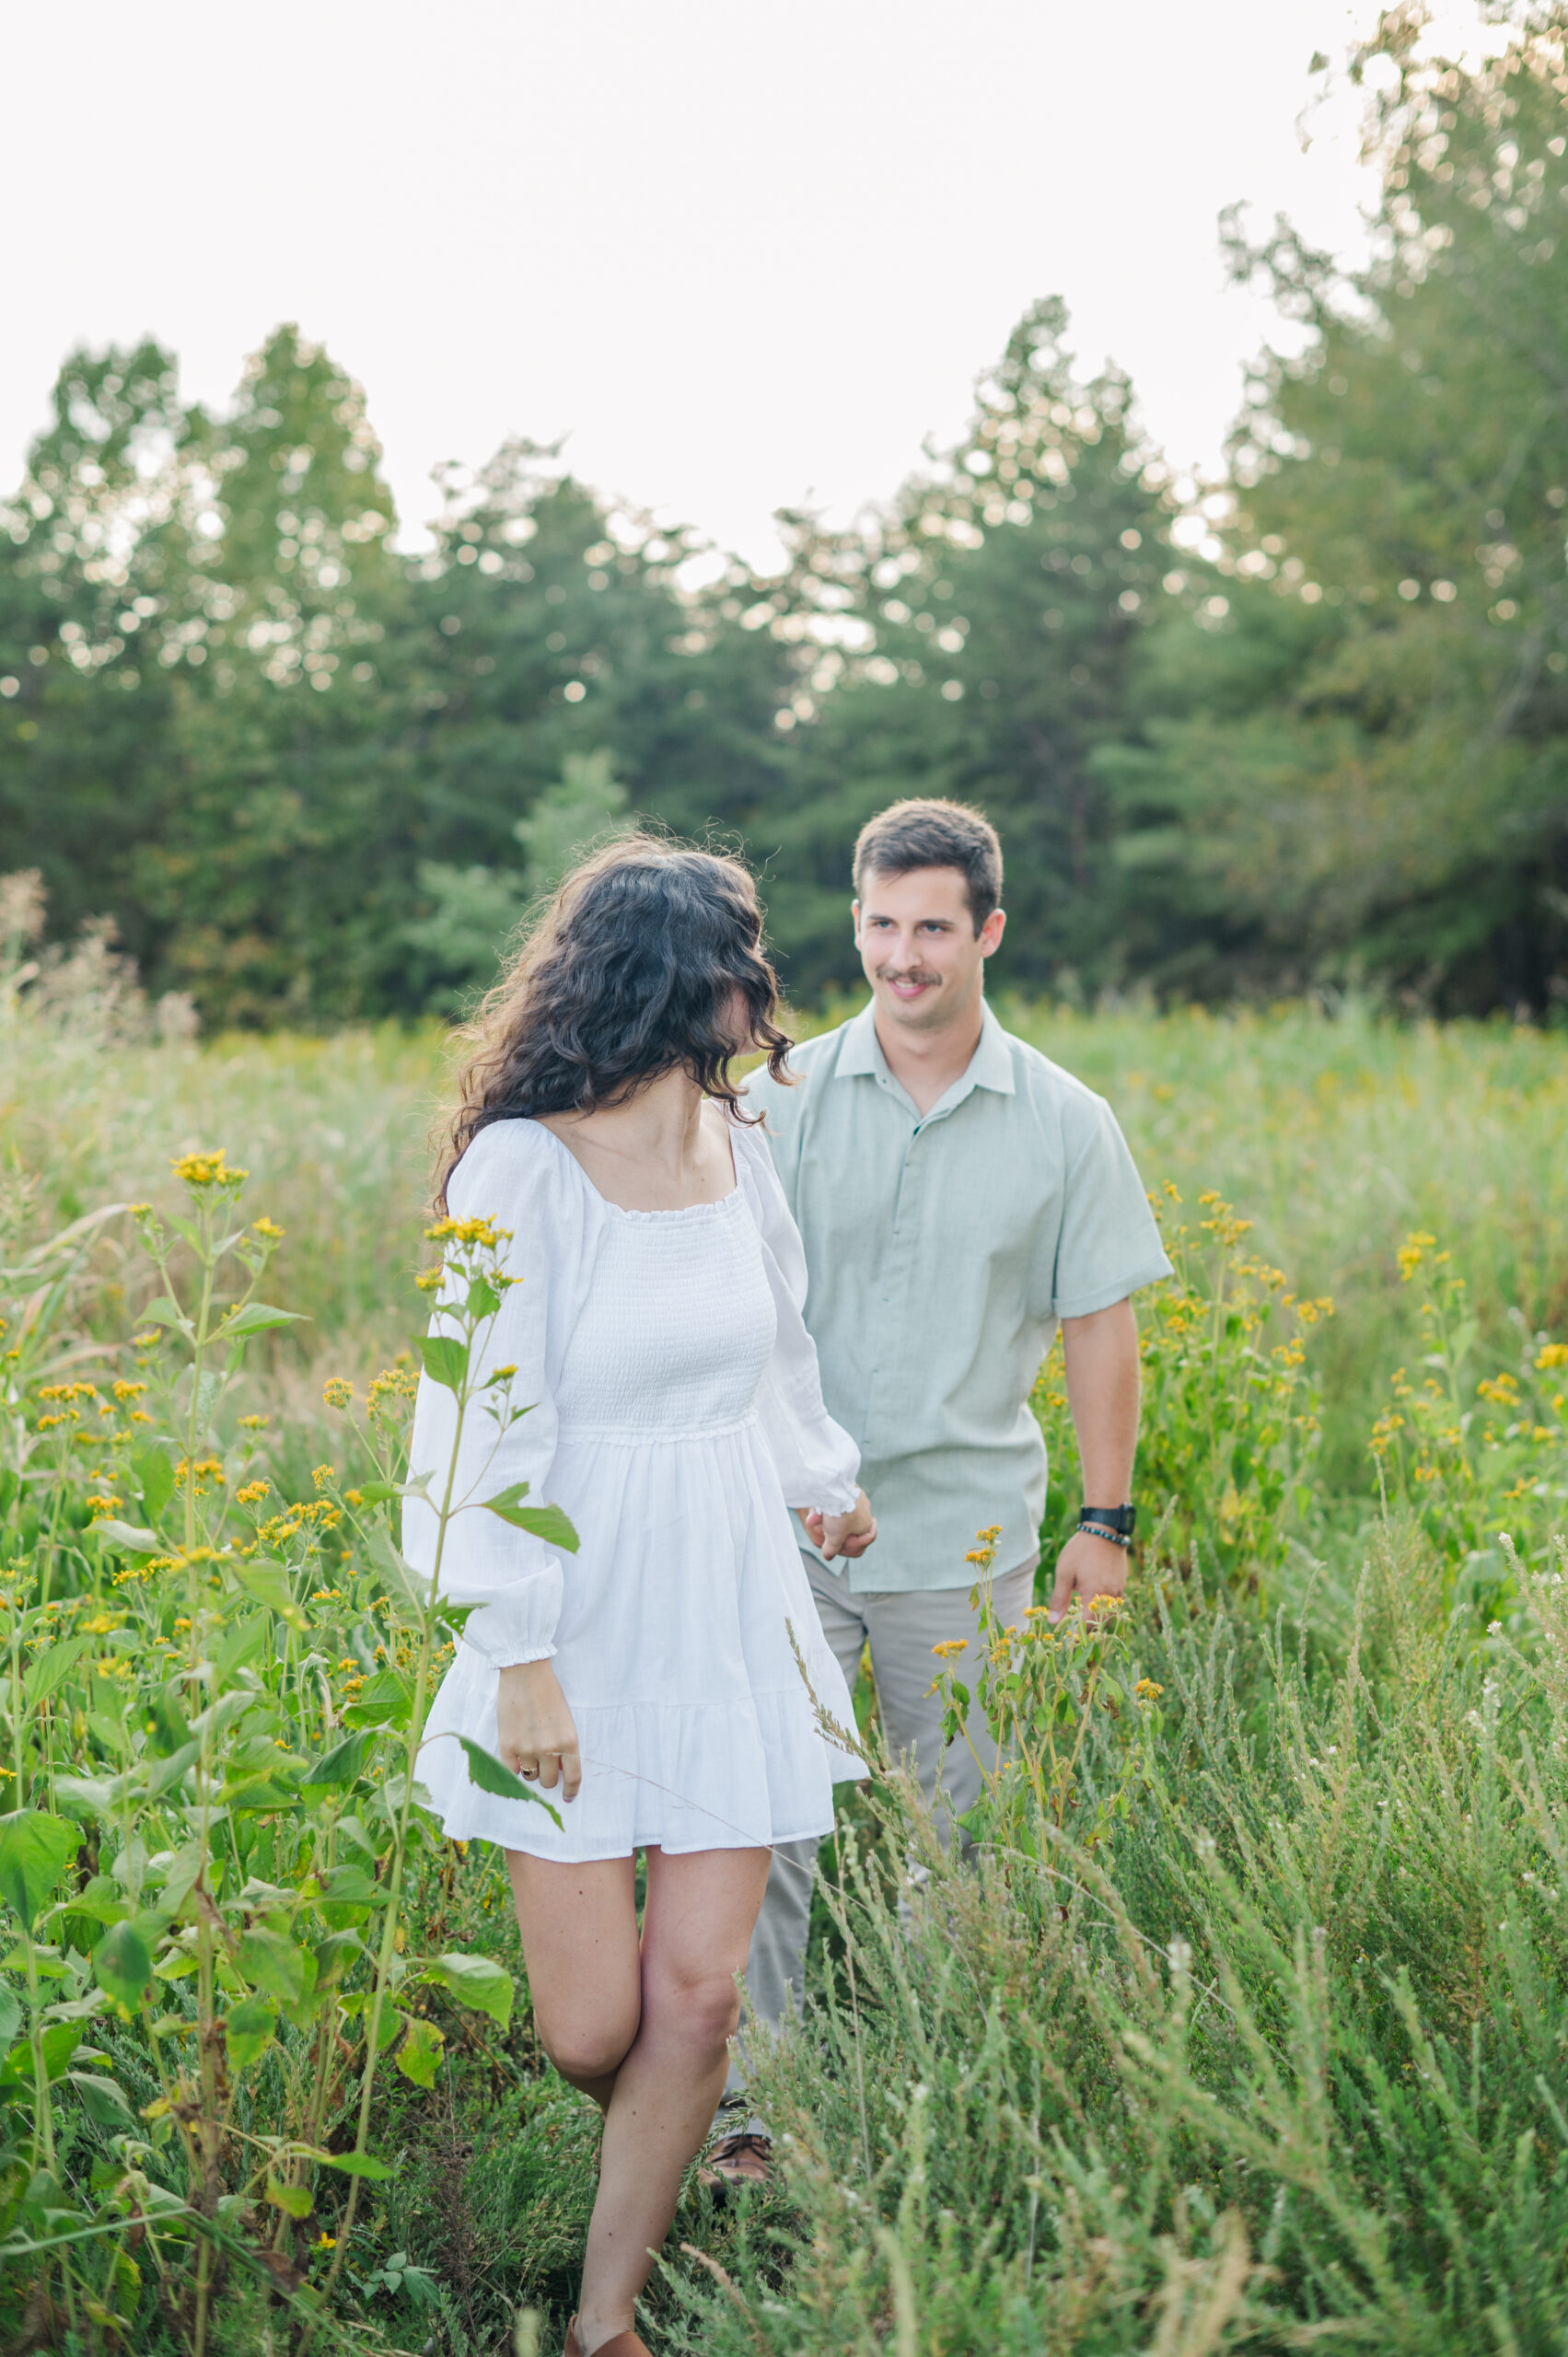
[721,1550,1037,2124]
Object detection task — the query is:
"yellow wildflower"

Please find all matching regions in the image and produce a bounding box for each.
[172,1148,248,1188]
[1535,1341,1568,1371]
[235,1480,270,1507]
[322,1376,353,1410]
[1134,1678,1164,1701]
[251,1215,285,1241]
[424,1213,512,1250]
[311,1464,335,1492]
[931,1638,969,1660]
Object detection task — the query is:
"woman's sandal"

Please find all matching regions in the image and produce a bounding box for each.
[563,2318,651,2357]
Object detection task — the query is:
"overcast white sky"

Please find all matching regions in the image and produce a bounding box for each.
[5,1,1501,571]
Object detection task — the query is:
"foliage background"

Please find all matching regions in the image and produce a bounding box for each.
[6,9,1568,1026]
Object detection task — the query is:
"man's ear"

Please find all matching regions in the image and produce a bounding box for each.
[852,898,863,946]
[980,907,1006,958]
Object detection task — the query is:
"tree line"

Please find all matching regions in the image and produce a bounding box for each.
[4,6,1566,1027]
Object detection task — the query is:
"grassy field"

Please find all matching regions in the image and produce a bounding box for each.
[1,975,1566,2355]
[14,987,1565,1502]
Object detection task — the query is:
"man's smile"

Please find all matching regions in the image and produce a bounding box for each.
[879,968,941,1002]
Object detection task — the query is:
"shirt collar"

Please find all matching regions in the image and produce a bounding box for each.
[833,999,1016,1105]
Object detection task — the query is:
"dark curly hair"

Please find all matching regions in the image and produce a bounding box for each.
[437,834,792,1206]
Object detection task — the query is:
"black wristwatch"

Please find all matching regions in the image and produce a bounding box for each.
[1078,1504,1136,1549]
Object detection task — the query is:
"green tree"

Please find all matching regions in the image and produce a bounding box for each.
[0,343,192,962]
[140,326,416,1025]
[749,298,1173,998]
[1111,5,1568,1009]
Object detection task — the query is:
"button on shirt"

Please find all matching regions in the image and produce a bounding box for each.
[741,1000,1172,1594]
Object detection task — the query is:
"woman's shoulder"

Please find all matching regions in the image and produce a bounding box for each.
[447,1116,584,1219]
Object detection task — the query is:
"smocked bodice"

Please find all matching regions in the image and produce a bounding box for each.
[552,1188,778,1437]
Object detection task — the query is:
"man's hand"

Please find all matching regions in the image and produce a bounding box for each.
[495,1659,582,1802]
[799,1489,877,1562]
[1046,1528,1129,1624]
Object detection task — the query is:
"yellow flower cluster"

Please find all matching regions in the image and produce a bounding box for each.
[322,1376,354,1410]
[931,1637,969,1661]
[425,1214,513,1251]
[172,1148,248,1188]
[1134,1678,1164,1701]
[367,1363,418,1419]
[1398,1230,1438,1282]
[311,1464,336,1492]
[252,1214,285,1240]
[1537,1342,1568,1372]
[236,1480,271,1507]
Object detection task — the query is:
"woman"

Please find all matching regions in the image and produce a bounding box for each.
[403,837,876,2357]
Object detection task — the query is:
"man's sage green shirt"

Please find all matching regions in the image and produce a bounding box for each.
[742,1001,1172,1594]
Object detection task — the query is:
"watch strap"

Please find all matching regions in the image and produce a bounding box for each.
[1079,1504,1136,1539]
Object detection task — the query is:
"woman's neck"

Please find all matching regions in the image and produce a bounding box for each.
[541,1068,735,1211]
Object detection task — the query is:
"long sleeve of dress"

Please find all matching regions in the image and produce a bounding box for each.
[401,1123,599,1667]
[733,1119,861,1515]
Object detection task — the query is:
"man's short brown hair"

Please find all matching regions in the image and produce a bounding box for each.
[853,798,1004,935]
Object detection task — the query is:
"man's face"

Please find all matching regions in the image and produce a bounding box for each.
[853,865,1005,1035]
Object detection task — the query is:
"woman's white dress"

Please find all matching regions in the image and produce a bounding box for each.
[404,1115,863,1864]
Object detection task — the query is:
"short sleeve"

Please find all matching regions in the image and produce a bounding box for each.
[401,1122,599,1666]
[731,1119,861,1514]
[1050,1094,1173,1319]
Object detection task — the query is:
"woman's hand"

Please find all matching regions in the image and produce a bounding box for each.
[495,1659,582,1802]
[799,1489,877,1562]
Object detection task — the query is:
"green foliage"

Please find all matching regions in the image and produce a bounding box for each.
[1110,10,1568,1008]
[0,1135,581,2352]
[1036,1182,1330,1596]
[670,1529,1568,2356]
[11,14,1568,1017]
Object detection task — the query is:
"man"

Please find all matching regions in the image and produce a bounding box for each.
[705,797,1171,2186]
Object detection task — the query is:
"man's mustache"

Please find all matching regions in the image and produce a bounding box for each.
[877,966,942,987]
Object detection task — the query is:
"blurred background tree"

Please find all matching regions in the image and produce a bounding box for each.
[4,3,1567,1026]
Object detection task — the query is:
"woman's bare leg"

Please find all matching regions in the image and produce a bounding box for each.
[579,1846,771,2352]
[507,1852,642,2110]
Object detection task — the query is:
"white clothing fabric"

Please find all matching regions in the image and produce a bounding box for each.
[405,1115,863,1863]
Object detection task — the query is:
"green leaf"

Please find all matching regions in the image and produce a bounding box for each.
[265,2175,313,2218]
[131,1446,176,1526]
[212,1610,270,1684]
[235,1928,307,2004]
[222,1301,308,1339]
[342,1667,414,1729]
[423,1951,514,2029]
[419,1334,469,1392]
[0,1813,81,1933]
[303,1731,368,1789]
[90,1520,160,1556]
[318,2149,394,2179]
[52,1774,120,1819]
[142,1296,192,1333]
[92,1922,153,2009]
[225,1996,277,2071]
[482,1499,580,1551]
[466,1274,502,1320]
[0,1984,20,2047]
[351,1481,399,1504]
[24,1637,90,1708]
[450,1736,563,1822]
[69,2070,136,2128]
[364,1524,430,1618]
[395,2013,446,2088]
[232,1557,308,1632]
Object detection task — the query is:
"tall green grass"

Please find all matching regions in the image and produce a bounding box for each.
[9,991,1562,1509]
[3,976,1566,2352]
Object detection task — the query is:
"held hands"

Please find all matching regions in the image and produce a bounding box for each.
[495,1659,583,1803]
[1046,1527,1129,1625]
[798,1488,877,1562]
